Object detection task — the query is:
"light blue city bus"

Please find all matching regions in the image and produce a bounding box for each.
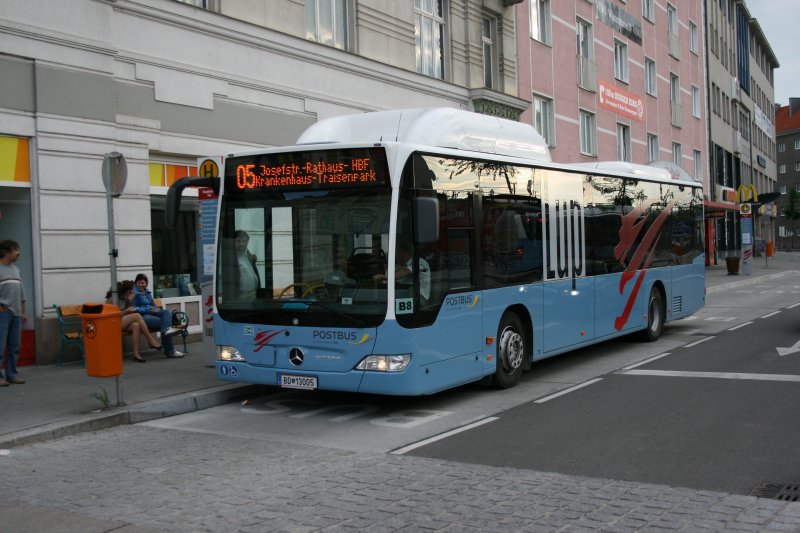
[167,108,704,395]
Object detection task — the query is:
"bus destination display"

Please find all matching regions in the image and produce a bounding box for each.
[227,148,388,192]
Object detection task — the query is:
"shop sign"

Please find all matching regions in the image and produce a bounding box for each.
[737,184,758,203]
[598,80,645,122]
[595,0,642,45]
[717,185,737,203]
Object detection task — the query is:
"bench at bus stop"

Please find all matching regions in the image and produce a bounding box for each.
[53,300,188,366]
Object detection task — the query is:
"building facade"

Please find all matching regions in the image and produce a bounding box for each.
[704,0,779,264]
[0,0,525,364]
[515,0,708,182]
[776,99,800,251]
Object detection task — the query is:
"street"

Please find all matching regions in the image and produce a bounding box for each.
[3,276,800,531]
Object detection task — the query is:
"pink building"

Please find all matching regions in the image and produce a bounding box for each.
[516,0,707,192]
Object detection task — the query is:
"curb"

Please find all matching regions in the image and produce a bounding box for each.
[0,384,263,449]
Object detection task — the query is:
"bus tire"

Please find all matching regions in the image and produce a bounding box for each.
[492,313,526,389]
[639,287,665,342]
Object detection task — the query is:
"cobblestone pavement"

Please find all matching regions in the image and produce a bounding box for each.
[3,425,800,532]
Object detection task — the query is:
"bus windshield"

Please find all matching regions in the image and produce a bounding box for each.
[217,148,391,328]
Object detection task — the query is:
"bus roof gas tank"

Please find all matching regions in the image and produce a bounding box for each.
[297,108,552,163]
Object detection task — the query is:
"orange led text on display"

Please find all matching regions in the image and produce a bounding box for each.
[235,159,378,190]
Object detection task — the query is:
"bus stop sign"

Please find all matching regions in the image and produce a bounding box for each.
[102,152,127,196]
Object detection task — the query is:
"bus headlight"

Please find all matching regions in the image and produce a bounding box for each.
[218,345,246,362]
[355,354,411,372]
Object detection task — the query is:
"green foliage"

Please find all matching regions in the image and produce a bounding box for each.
[783,189,800,221]
[89,387,110,409]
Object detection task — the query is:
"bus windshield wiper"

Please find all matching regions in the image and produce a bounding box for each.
[295,299,367,327]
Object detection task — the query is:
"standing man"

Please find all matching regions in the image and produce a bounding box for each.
[0,240,27,386]
[234,230,260,299]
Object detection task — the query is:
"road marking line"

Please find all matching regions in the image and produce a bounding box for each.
[684,336,714,347]
[390,417,499,455]
[728,321,753,331]
[761,311,781,319]
[620,369,800,383]
[623,353,671,370]
[788,303,800,309]
[534,378,604,404]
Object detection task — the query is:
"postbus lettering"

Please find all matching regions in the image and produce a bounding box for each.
[313,331,358,341]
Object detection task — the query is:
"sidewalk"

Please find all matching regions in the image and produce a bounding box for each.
[2,251,800,450]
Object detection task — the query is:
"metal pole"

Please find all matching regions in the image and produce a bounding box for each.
[105,154,118,299]
[115,375,124,407]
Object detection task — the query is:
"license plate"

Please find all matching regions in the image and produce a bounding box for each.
[279,374,318,390]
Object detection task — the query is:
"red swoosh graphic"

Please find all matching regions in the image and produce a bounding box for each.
[253,329,287,352]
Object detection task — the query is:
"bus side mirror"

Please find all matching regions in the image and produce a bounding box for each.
[165,176,220,227]
[414,196,439,244]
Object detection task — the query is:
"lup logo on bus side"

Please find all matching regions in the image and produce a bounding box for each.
[543,200,585,280]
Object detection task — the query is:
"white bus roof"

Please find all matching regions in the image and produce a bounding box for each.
[296,107,552,163]
[571,160,698,185]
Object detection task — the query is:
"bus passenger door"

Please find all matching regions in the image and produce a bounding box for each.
[542,277,594,352]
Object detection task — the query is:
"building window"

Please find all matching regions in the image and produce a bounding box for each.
[672,142,682,165]
[415,0,445,79]
[780,184,787,194]
[530,0,552,45]
[614,40,629,83]
[643,0,655,22]
[795,183,800,192]
[795,161,800,172]
[149,158,200,299]
[690,22,698,54]
[533,94,555,147]
[694,150,702,181]
[692,86,701,118]
[778,164,786,174]
[645,58,657,96]
[616,124,631,162]
[306,0,349,50]
[579,110,597,156]
[647,133,659,162]
[795,139,800,150]
[670,74,680,104]
[577,18,592,59]
[667,3,679,58]
[149,162,198,187]
[482,17,497,89]
[779,142,785,152]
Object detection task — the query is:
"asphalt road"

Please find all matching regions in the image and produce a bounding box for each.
[409,279,800,497]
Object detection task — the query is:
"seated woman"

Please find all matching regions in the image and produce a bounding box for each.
[106,281,161,363]
[131,273,183,358]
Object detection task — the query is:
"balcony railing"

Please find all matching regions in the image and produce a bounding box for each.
[671,102,683,128]
[577,55,597,92]
[669,32,680,59]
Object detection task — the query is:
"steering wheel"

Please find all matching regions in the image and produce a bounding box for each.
[278,283,323,299]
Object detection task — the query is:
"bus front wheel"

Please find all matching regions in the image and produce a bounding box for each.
[492,313,526,389]
[639,287,665,342]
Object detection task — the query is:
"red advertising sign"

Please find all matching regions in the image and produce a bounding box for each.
[598,80,644,122]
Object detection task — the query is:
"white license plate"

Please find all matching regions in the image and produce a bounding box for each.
[279,374,318,390]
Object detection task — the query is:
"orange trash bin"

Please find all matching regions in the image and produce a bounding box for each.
[766,241,775,257]
[80,303,123,377]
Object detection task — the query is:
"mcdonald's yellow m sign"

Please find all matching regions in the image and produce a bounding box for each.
[736,184,758,203]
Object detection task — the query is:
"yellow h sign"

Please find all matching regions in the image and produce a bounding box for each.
[199,158,219,178]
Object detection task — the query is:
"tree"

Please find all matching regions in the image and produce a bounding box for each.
[782,189,800,251]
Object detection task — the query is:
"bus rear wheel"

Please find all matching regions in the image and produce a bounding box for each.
[639,287,665,342]
[492,313,526,389]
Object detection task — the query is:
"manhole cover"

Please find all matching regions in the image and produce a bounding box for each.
[750,482,800,502]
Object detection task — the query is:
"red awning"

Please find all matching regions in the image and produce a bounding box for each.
[704,200,738,211]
